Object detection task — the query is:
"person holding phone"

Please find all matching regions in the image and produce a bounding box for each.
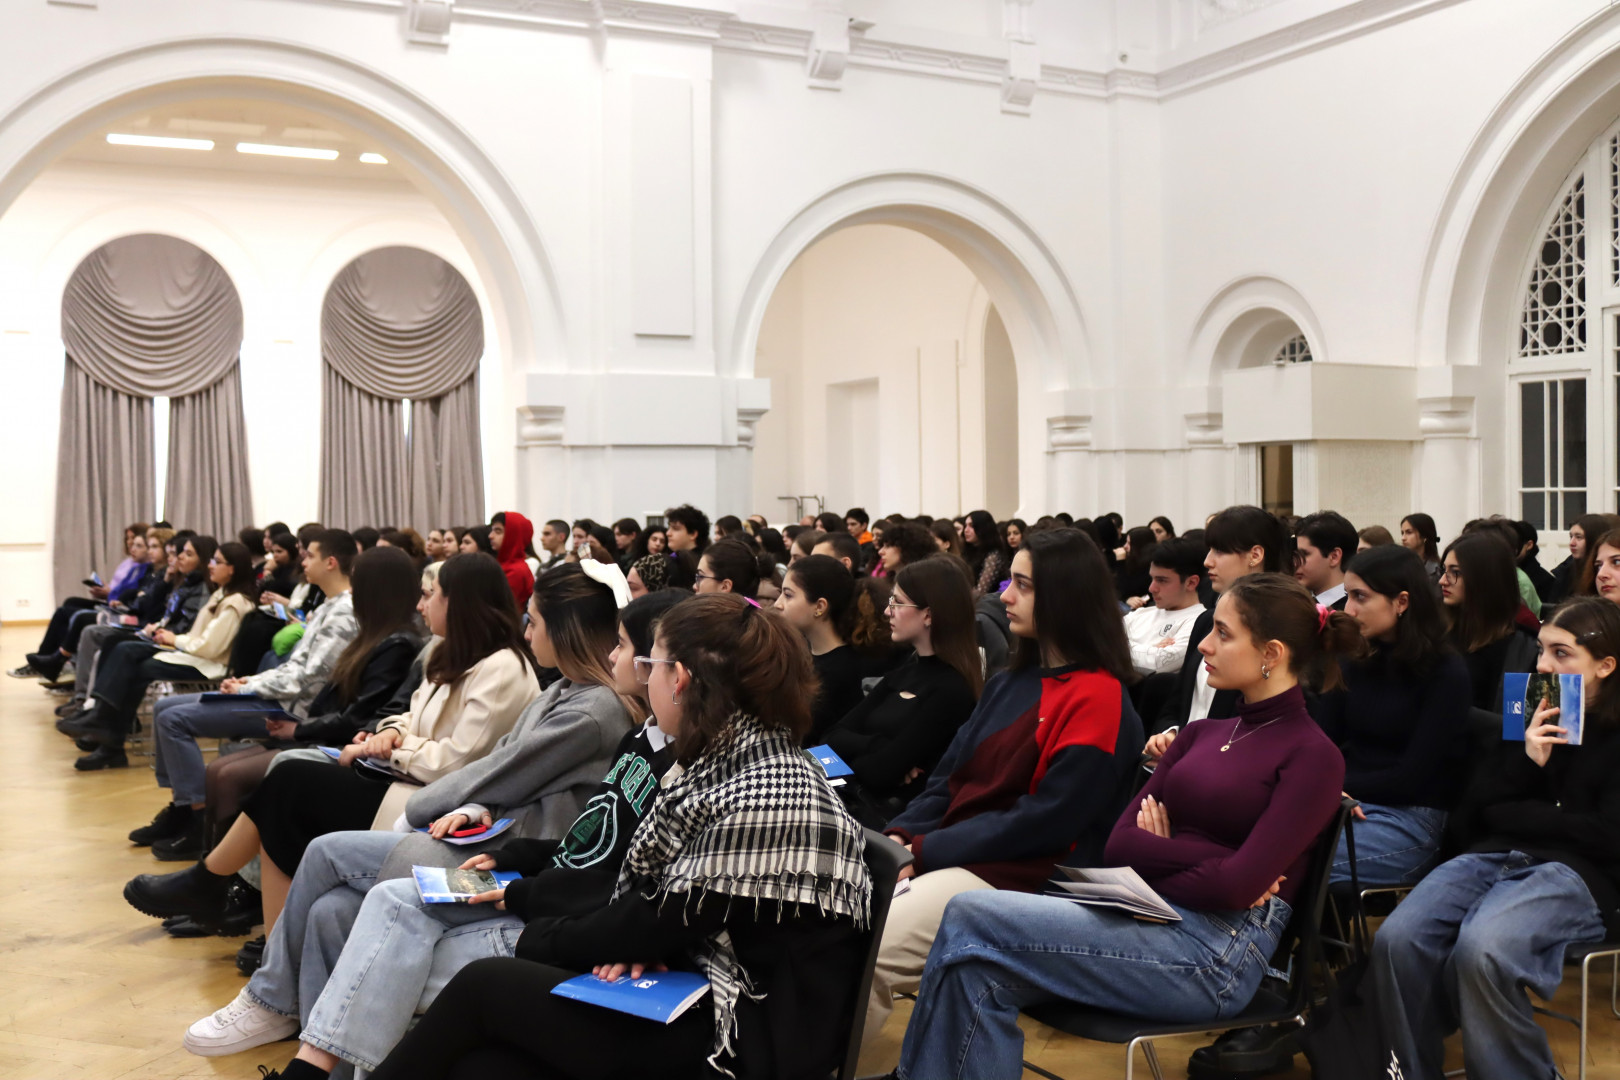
[1374,596,1620,1080]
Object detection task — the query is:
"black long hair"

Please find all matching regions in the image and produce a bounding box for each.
[215,541,258,601]
[1441,533,1520,652]
[1011,528,1135,683]
[328,546,424,702]
[426,553,540,686]
[1344,545,1451,678]
[1204,505,1289,574]
[1543,597,1620,731]
[895,556,983,700]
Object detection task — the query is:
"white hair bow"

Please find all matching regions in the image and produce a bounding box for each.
[579,558,633,609]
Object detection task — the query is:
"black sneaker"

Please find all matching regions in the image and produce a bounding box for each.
[123,862,235,920]
[58,698,87,718]
[236,935,266,975]
[32,653,67,683]
[5,664,38,679]
[55,708,102,738]
[1187,1024,1299,1079]
[130,803,194,846]
[74,745,128,771]
[153,814,208,861]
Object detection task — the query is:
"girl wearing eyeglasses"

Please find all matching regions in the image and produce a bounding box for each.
[1440,532,1539,710]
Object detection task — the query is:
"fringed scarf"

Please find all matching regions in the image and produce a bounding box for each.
[612,713,872,1076]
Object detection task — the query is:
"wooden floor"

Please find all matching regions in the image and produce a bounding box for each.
[1,622,1618,1080]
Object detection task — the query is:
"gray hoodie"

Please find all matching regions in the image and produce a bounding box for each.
[402,678,634,840]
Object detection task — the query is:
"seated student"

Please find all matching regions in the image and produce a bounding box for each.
[380,528,427,570]
[236,524,330,677]
[1148,515,1175,543]
[1510,519,1556,604]
[491,510,536,611]
[1374,596,1620,1080]
[359,593,872,1080]
[813,530,864,575]
[627,552,671,598]
[29,527,170,685]
[931,519,964,557]
[1592,528,1620,606]
[774,554,868,744]
[693,537,761,599]
[127,531,366,858]
[712,513,744,543]
[642,523,668,558]
[182,589,684,1058]
[876,521,942,579]
[823,556,982,827]
[352,526,381,552]
[664,503,710,560]
[791,527,825,564]
[1293,509,1358,610]
[1114,526,1156,603]
[240,527,267,574]
[611,516,641,568]
[863,528,1144,1049]
[12,523,150,681]
[1358,524,1396,551]
[846,506,877,567]
[64,539,254,771]
[1549,514,1620,604]
[1150,505,1289,741]
[892,574,1352,1080]
[1440,532,1538,710]
[1001,517,1028,552]
[257,531,300,597]
[1461,516,1546,619]
[961,509,1011,597]
[123,552,540,937]
[185,580,678,1074]
[457,524,496,556]
[1122,537,1208,676]
[1400,512,1445,585]
[534,518,567,570]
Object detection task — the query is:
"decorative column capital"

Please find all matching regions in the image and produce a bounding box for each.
[1047,414,1091,451]
[1184,411,1225,447]
[736,405,768,449]
[1418,395,1475,437]
[515,404,565,449]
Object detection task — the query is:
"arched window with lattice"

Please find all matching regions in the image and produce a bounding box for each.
[1272,334,1312,365]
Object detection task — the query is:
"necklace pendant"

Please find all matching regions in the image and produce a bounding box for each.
[1220,744,1230,752]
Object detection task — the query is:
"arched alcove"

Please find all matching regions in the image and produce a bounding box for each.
[1184,275,1327,385]
[730,173,1089,517]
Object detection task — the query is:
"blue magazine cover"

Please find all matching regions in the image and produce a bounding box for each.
[1503,672,1584,745]
[550,970,711,1024]
[411,865,521,904]
[807,744,852,779]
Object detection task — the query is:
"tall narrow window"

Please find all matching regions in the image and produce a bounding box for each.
[1520,377,1587,529]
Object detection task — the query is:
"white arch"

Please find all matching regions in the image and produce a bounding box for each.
[729,172,1090,517]
[1184,275,1327,385]
[0,36,565,382]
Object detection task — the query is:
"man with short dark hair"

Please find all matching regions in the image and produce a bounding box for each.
[126,528,362,859]
[539,519,569,569]
[665,504,711,555]
[1293,510,1358,610]
[1123,537,1207,676]
[812,531,863,574]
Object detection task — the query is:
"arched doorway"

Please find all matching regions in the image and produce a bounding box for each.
[729,173,1091,521]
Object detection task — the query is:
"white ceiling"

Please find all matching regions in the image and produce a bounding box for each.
[61,97,405,182]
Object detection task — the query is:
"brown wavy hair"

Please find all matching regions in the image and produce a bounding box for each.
[1221,572,1367,692]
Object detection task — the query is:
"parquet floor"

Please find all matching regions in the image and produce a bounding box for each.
[1,623,1616,1079]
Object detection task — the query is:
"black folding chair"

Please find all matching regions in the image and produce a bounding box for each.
[834,829,913,1080]
[1017,797,1355,1080]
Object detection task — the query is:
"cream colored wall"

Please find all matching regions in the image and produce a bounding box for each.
[750,224,991,521]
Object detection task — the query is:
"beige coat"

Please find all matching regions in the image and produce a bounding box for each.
[153,591,255,680]
[368,647,540,827]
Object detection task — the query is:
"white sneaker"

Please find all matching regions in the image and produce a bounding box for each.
[182,989,298,1057]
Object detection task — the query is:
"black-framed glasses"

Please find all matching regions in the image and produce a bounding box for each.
[633,656,677,684]
[1440,565,1463,582]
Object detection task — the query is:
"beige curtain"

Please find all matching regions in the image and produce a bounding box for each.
[53,234,248,603]
[51,358,156,604]
[166,366,255,539]
[319,246,484,530]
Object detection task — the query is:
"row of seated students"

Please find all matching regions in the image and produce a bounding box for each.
[16,499,1620,1080]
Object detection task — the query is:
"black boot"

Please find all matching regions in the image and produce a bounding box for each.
[56,696,87,718]
[123,861,235,920]
[152,813,208,861]
[74,744,128,770]
[236,934,267,975]
[32,652,67,683]
[129,803,194,846]
[56,704,106,738]
[1186,1024,1299,1079]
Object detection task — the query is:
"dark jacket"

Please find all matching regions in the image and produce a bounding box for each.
[1520,551,1557,605]
[128,566,175,625]
[162,573,211,636]
[292,631,423,745]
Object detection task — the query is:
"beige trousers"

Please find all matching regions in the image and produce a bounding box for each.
[862,866,995,1051]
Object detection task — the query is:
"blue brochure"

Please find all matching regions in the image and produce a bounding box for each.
[1503,672,1584,745]
[550,970,711,1024]
[807,744,852,779]
[411,865,521,904]
[414,817,517,846]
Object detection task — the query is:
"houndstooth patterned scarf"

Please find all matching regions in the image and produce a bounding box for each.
[613,712,871,1076]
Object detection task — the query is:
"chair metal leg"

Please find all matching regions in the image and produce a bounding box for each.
[1581,952,1594,1080]
[1139,1038,1166,1080]
[1020,1059,1066,1080]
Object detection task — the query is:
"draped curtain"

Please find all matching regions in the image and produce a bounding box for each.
[318,246,485,530]
[53,234,249,603]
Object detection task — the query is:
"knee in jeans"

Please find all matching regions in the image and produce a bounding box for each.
[1451,925,1505,984]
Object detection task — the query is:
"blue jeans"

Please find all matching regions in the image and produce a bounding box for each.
[896,889,1291,1080]
[1373,851,1605,1080]
[1331,803,1447,888]
[247,831,407,1026]
[152,692,287,805]
[300,877,524,1070]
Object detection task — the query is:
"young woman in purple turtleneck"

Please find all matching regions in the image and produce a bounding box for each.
[894,573,1358,1080]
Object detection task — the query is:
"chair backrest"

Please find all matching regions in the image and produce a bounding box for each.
[1266,796,1354,1014]
[835,828,914,1080]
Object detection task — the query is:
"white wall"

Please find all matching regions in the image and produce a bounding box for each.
[0,160,488,619]
[751,225,1005,520]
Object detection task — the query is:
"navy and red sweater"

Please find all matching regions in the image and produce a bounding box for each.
[886,662,1145,891]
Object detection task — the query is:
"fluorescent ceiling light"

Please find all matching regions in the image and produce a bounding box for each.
[107,133,214,151]
[358,152,388,165]
[235,142,340,160]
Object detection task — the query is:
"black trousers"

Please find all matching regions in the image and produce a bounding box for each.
[90,641,175,744]
[35,597,96,654]
[63,609,99,653]
[367,957,710,1080]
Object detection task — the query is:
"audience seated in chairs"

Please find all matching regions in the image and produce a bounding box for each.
[891,574,1354,1080]
[1292,510,1359,611]
[692,537,760,599]
[11,521,150,682]
[1440,532,1539,710]
[1122,537,1208,675]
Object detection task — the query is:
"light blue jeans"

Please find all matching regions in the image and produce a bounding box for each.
[1330,803,1448,888]
[1373,851,1605,1080]
[152,692,287,804]
[896,889,1290,1080]
[298,876,525,1071]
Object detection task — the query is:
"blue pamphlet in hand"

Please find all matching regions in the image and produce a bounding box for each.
[1503,672,1584,745]
[550,970,711,1024]
[414,817,518,846]
[272,602,287,621]
[807,744,852,779]
[411,865,521,904]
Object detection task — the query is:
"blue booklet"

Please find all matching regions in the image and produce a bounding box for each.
[411,865,521,904]
[807,744,852,779]
[414,816,517,846]
[550,970,711,1024]
[1503,672,1584,745]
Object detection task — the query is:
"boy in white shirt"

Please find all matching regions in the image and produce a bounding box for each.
[1122,537,1207,676]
